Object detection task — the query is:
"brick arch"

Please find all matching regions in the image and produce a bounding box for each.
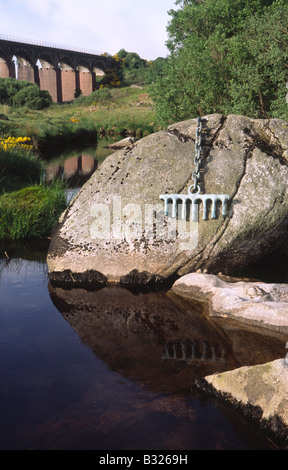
[37,54,61,102]
[59,57,78,102]
[76,60,95,97]
[0,48,15,78]
[13,50,36,83]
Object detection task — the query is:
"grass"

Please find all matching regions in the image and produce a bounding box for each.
[0,85,157,150]
[0,183,67,240]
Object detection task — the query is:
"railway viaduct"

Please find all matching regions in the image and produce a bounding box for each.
[0,36,114,102]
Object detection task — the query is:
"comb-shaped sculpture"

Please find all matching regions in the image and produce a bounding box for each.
[160,117,230,221]
[160,186,230,221]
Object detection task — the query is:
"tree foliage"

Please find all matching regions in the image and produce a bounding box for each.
[151,0,288,125]
[99,50,168,88]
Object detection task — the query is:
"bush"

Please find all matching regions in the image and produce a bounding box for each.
[74,88,113,106]
[151,0,288,125]
[0,78,52,110]
[13,85,52,110]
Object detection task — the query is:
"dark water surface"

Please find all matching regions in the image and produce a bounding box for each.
[0,240,286,450]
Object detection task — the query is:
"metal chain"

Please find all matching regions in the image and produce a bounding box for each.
[192,117,203,193]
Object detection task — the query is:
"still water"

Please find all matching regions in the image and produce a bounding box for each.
[0,141,286,450]
[42,137,116,187]
[0,240,286,450]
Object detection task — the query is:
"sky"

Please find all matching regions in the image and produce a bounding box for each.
[0,0,178,60]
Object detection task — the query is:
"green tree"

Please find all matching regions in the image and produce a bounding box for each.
[151,0,288,125]
[145,57,168,84]
[115,49,149,86]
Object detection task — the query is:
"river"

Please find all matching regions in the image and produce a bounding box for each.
[0,141,286,450]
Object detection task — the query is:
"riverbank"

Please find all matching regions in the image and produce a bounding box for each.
[0,143,67,240]
[0,86,156,240]
[0,85,156,152]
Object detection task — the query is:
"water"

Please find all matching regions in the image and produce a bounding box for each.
[42,137,116,187]
[0,240,285,450]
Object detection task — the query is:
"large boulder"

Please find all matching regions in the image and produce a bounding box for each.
[47,114,288,287]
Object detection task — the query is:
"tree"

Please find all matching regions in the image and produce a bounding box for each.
[151,0,288,125]
[114,49,150,86]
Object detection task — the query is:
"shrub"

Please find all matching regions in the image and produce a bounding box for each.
[13,85,52,110]
[75,88,113,106]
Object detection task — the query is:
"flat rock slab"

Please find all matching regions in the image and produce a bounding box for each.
[171,273,288,334]
[196,359,288,445]
[47,114,288,286]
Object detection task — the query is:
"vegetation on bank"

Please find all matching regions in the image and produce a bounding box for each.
[0,146,42,192]
[0,84,156,240]
[0,77,52,110]
[0,141,67,240]
[0,85,156,151]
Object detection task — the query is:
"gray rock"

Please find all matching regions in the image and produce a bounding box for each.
[171,273,288,334]
[105,137,136,150]
[47,114,288,286]
[196,359,288,445]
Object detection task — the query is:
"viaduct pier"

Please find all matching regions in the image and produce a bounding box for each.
[0,36,113,102]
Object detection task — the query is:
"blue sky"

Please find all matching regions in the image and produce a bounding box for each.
[0,0,178,59]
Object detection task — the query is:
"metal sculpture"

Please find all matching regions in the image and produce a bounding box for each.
[160,117,230,221]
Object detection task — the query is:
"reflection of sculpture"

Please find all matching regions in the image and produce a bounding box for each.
[162,340,226,364]
[48,284,284,394]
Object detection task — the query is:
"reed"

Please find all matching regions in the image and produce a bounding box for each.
[0,147,43,193]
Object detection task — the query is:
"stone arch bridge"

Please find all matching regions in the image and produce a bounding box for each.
[0,36,114,102]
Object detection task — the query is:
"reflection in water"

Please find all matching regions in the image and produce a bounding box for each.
[45,154,98,186]
[43,139,115,187]
[48,284,286,395]
[0,245,286,450]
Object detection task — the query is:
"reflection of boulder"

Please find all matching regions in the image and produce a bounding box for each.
[48,284,285,394]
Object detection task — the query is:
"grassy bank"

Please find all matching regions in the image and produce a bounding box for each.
[0,86,157,151]
[0,184,67,240]
[0,144,67,240]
